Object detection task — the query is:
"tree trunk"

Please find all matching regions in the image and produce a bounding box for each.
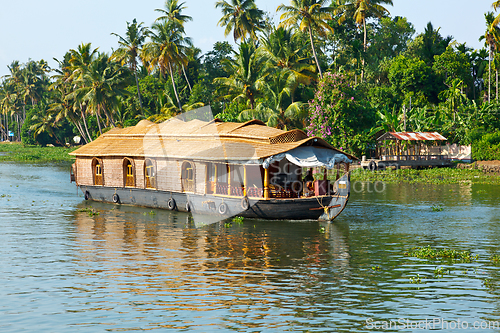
[182,64,192,92]
[168,62,182,112]
[6,113,9,141]
[75,120,88,144]
[95,109,103,135]
[80,105,92,142]
[308,25,323,79]
[489,47,492,102]
[101,104,116,127]
[362,18,367,83]
[134,71,144,112]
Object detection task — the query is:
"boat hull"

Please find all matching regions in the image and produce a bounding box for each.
[78,173,350,221]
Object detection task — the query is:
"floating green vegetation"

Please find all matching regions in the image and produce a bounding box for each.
[431,205,444,212]
[434,266,450,277]
[404,245,478,262]
[0,142,76,163]
[143,210,156,216]
[232,216,244,224]
[351,167,500,185]
[77,207,100,217]
[372,265,382,271]
[490,254,500,264]
[409,274,423,284]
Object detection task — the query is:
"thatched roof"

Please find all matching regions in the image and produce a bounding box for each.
[70,118,357,162]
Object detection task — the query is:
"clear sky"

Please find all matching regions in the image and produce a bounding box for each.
[0,0,496,78]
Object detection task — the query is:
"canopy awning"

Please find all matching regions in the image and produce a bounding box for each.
[377,132,447,141]
[263,146,352,169]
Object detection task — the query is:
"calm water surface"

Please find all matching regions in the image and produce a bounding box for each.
[1,163,500,332]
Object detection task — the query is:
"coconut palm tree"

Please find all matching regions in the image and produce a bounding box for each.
[111,19,149,110]
[261,27,316,103]
[69,54,132,134]
[238,70,306,129]
[277,0,334,79]
[335,0,393,81]
[155,0,192,27]
[214,41,268,109]
[142,21,192,111]
[30,99,64,146]
[148,92,204,123]
[480,12,500,102]
[493,0,500,26]
[155,0,194,92]
[216,0,265,46]
[439,78,467,122]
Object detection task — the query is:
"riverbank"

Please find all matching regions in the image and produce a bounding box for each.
[0,142,76,163]
[351,164,500,185]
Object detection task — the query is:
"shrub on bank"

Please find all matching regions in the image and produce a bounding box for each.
[472,132,500,161]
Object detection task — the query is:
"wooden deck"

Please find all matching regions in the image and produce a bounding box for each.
[361,155,453,170]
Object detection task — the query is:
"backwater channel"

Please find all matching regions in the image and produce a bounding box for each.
[1,162,500,332]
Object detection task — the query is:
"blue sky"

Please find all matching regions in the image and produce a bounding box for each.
[0,0,495,78]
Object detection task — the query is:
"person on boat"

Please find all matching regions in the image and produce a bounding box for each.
[304,181,315,197]
[303,169,314,183]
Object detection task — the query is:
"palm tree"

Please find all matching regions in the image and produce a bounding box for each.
[493,0,500,26]
[216,0,265,46]
[30,99,64,146]
[111,19,149,110]
[155,0,194,92]
[66,44,100,138]
[260,26,317,95]
[142,21,192,111]
[480,12,500,102]
[238,70,305,129]
[148,92,204,122]
[214,41,268,109]
[335,0,393,81]
[155,0,192,27]
[439,78,467,122]
[277,0,334,79]
[69,54,132,134]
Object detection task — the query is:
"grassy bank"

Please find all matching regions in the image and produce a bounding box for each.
[351,166,500,185]
[0,142,76,163]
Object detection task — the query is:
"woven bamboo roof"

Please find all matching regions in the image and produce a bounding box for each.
[70,118,357,162]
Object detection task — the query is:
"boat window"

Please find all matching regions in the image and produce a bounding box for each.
[217,163,227,183]
[181,161,195,192]
[145,159,156,189]
[92,158,103,186]
[123,158,135,187]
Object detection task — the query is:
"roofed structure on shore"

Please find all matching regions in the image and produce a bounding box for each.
[377,132,447,141]
[70,118,357,163]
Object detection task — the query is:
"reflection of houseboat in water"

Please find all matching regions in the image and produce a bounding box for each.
[70,109,355,221]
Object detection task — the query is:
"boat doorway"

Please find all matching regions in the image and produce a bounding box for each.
[181,161,195,192]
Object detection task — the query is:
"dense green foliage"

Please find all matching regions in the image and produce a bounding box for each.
[351,167,500,185]
[1,0,500,160]
[0,142,76,163]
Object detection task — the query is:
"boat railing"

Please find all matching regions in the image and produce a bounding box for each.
[380,154,450,161]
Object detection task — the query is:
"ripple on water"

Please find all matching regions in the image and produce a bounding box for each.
[2,164,500,332]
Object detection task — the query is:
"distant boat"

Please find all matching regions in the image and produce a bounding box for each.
[70,108,355,221]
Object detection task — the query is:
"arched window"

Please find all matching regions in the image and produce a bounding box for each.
[145,159,156,189]
[181,160,195,192]
[123,158,135,187]
[92,158,104,186]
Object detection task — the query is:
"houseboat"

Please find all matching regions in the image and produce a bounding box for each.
[70,109,355,221]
